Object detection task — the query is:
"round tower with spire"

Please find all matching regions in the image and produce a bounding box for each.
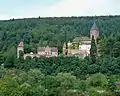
[90,21,99,41]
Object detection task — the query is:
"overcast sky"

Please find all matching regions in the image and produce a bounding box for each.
[0,0,120,20]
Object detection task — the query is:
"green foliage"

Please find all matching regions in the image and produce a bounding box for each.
[0,16,120,53]
[0,52,4,65]
[108,77,116,91]
[0,69,119,96]
[0,75,21,96]
[90,36,97,63]
[0,16,120,96]
[87,73,108,88]
[27,69,45,86]
[4,47,16,68]
[99,33,120,58]
[112,41,120,57]
[8,55,119,79]
[56,73,77,89]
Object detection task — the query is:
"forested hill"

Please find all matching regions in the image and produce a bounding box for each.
[0,15,120,53]
[1,16,120,96]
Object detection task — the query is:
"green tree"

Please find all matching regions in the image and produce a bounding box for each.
[18,50,24,63]
[4,47,16,68]
[90,36,97,63]
[108,77,116,92]
[112,41,120,58]
[27,69,45,86]
[87,73,108,88]
[0,52,4,65]
[107,36,115,56]
[55,73,77,96]
[0,75,21,96]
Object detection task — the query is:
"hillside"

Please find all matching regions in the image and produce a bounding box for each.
[0,16,120,96]
[0,15,120,54]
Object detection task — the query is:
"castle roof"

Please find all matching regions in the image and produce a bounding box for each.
[72,50,88,55]
[18,41,24,47]
[90,21,99,31]
[38,47,45,51]
[51,47,58,52]
[73,36,90,42]
[38,47,58,52]
[81,36,90,41]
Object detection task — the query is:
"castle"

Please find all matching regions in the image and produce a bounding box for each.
[17,42,58,59]
[17,22,99,59]
[63,22,99,58]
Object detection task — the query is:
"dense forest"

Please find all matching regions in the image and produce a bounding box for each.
[0,15,120,53]
[0,16,120,96]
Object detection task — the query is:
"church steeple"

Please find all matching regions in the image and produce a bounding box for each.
[90,21,99,31]
[90,21,99,40]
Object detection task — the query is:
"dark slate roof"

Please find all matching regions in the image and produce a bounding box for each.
[90,21,99,31]
[38,47,45,51]
[81,36,90,41]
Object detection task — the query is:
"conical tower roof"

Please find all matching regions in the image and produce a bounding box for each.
[63,42,66,47]
[18,41,24,47]
[90,21,99,31]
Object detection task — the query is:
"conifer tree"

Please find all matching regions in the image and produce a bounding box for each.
[90,36,97,64]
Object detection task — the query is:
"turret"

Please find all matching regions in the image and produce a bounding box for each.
[17,41,24,58]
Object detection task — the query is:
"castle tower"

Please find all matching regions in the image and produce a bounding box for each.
[17,41,24,58]
[90,21,99,40]
[90,21,99,56]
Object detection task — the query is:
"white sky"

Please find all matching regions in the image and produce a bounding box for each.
[0,0,120,20]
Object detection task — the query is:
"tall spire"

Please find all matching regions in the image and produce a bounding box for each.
[90,21,99,40]
[18,41,24,47]
[90,21,99,31]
